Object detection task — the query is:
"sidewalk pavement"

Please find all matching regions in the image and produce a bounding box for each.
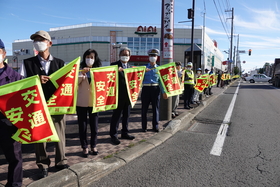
[0,83,232,187]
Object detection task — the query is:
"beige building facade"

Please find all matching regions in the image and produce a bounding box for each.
[9,23,225,72]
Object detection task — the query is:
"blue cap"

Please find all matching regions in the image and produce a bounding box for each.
[0,39,5,49]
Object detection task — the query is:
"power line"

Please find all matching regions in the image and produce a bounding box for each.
[217,0,230,33]
[212,0,230,40]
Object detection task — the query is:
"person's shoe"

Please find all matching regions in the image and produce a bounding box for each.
[55,164,69,171]
[91,148,98,155]
[153,128,159,132]
[111,136,120,145]
[121,133,135,140]
[142,129,147,132]
[188,106,194,109]
[82,148,89,157]
[175,112,179,116]
[206,95,209,98]
[184,106,190,109]
[41,168,48,178]
[172,113,176,118]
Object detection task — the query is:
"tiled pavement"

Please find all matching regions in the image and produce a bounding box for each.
[0,85,226,187]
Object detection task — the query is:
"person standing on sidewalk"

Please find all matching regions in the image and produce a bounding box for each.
[171,61,182,118]
[0,39,23,187]
[217,70,221,87]
[141,49,167,132]
[203,69,210,97]
[76,49,102,157]
[110,47,135,145]
[208,68,214,95]
[193,68,202,105]
[20,30,68,178]
[184,62,195,109]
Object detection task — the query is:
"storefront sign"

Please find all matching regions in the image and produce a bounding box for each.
[162,0,174,59]
[134,26,157,35]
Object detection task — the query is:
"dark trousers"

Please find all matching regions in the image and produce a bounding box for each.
[141,86,160,130]
[76,107,98,149]
[34,115,67,169]
[184,84,194,107]
[0,124,22,187]
[217,79,221,87]
[110,99,131,138]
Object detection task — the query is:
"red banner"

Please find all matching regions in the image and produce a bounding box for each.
[90,65,119,113]
[157,62,181,97]
[194,77,208,92]
[0,75,59,144]
[124,66,146,108]
[47,57,80,115]
[209,74,217,86]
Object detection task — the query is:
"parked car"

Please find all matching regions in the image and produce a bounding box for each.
[244,74,272,83]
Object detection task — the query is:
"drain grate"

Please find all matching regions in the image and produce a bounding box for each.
[188,122,221,134]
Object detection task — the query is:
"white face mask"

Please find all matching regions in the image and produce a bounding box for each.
[85,58,95,67]
[0,54,3,63]
[120,56,130,62]
[149,56,157,62]
[187,67,191,70]
[33,41,48,52]
[197,71,201,74]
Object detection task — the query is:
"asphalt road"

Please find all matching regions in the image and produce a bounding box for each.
[90,81,280,187]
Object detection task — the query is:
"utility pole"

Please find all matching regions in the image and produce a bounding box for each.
[190,0,195,64]
[226,7,234,74]
[202,0,206,71]
[159,0,174,121]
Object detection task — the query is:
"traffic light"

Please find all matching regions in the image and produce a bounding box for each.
[188,8,194,19]
[249,49,252,56]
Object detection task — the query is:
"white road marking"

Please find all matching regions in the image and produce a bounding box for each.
[210,82,241,156]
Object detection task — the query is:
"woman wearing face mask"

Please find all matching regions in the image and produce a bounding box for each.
[76,49,102,157]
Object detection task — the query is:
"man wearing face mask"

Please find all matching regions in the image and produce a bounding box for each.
[184,62,195,109]
[110,47,135,145]
[141,49,167,132]
[19,30,68,178]
[0,39,23,187]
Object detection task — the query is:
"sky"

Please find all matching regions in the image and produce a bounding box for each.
[1,0,280,73]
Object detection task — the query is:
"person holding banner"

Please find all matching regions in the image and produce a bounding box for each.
[208,68,214,95]
[171,61,182,118]
[76,49,102,156]
[141,49,167,132]
[202,69,210,98]
[20,30,68,178]
[193,68,202,105]
[0,39,23,187]
[184,62,195,109]
[110,47,135,145]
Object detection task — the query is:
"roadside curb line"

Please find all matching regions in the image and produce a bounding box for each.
[27,82,234,187]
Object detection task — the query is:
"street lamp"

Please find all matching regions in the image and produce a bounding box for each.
[112,42,122,61]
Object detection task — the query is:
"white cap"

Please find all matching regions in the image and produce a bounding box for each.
[187,62,193,66]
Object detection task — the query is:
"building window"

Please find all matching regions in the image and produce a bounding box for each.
[128,37,161,56]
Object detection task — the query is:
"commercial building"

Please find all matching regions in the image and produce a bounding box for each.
[9,22,225,72]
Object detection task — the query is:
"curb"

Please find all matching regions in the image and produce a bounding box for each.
[27,82,233,187]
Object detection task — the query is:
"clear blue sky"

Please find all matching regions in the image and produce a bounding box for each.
[1,0,280,73]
